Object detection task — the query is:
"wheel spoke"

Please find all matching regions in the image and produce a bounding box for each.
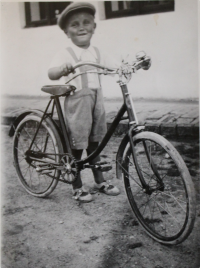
[22,126,41,151]
[21,164,30,177]
[138,191,160,210]
[117,159,142,188]
[159,191,187,213]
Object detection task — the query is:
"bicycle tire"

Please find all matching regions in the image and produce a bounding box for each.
[13,114,63,197]
[121,131,196,245]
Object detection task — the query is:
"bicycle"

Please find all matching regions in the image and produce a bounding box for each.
[9,52,196,245]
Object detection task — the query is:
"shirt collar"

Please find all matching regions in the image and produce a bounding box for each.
[68,40,97,60]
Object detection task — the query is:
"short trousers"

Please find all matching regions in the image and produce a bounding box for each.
[64,87,107,150]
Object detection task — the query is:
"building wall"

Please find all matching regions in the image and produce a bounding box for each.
[1,1,199,99]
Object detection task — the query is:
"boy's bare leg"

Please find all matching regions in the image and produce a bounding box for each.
[86,142,105,184]
[71,143,104,189]
[87,142,120,196]
[71,149,83,189]
[71,149,93,202]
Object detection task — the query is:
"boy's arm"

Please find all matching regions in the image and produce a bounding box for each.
[48,50,74,80]
[48,63,74,80]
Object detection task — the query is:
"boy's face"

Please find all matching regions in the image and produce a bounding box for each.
[65,12,96,49]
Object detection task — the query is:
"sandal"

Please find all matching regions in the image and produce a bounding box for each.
[93,181,120,196]
[73,187,93,202]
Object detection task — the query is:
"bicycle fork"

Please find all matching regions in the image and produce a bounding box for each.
[120,83,164,194]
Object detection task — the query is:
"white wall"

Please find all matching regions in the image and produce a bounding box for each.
[1,0,199,99]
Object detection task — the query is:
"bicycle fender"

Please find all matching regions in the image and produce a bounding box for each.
[116,133,129,179]
[8,109,56,137]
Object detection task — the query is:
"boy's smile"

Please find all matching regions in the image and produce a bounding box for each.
[65,12,96,49]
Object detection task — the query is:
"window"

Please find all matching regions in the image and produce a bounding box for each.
[25,2,71,27]
[105,1,175,19]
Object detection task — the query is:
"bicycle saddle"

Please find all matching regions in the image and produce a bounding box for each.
[41,85,76,96]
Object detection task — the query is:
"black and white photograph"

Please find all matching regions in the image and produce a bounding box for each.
[1,1,199,267]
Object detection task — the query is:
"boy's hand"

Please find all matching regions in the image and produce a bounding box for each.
[60,63,74,76]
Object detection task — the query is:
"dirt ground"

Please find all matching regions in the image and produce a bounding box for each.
[1,125,200,268]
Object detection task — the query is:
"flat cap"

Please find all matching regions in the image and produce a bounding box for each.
[57,2,96,30]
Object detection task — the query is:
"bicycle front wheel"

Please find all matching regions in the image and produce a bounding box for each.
[13,114,63,197]
[123,131,196,245]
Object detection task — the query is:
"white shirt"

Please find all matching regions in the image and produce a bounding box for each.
[49,40,119,90]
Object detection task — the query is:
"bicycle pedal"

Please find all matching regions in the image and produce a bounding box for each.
[94,164,112,172]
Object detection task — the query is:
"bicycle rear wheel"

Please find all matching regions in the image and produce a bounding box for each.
[13,114,63,197]
[122,131,196,245]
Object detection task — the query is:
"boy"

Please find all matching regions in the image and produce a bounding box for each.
[48,2,120,202]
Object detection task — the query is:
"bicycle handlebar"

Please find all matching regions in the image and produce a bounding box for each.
[65,53,151,85]
[71,55,151,74]
[72,62,115,72]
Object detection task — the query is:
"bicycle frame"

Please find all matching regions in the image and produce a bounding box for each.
[26,60,146,164]
[26,78,158,190]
